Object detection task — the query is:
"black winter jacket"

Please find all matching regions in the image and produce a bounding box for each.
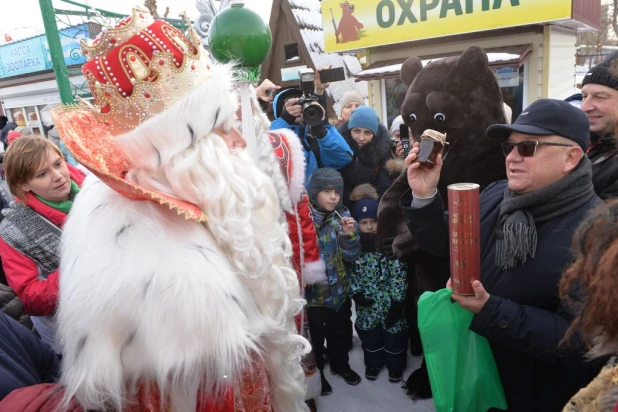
[0,283,31,329]
[0,312,59,400]
[401,180,603,412]
[338,121,393,209]
[589,133,618,200]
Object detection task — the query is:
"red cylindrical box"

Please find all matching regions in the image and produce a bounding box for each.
[447,183,481,296]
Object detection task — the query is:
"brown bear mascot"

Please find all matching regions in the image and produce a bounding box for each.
[376,46,508,399]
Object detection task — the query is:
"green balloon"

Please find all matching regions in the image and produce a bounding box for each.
[208,5,272,67]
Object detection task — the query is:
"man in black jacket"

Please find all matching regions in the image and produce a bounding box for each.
[401,99,602,411]
[581,52,618,199]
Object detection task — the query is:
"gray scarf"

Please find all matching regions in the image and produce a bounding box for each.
[495,157,595,270]
[0,202,61,276]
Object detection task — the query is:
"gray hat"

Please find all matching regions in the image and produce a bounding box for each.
[339,90,364,116]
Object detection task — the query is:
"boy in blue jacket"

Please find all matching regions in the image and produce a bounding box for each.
[348,184,408,383]
[305,168,362,395]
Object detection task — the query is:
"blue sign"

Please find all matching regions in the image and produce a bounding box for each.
[0,37,46,78]
[0,24,92,79]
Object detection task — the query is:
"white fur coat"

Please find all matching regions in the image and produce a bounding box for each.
[57,64,309,412]
[59,176,266,409]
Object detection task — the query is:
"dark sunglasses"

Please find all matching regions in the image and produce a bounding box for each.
[501,140,574,157]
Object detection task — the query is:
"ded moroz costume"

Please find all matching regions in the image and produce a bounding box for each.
[1,8,310,412]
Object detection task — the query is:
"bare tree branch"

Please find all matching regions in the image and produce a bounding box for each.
[144,0,160,18]
[578,3,613,68]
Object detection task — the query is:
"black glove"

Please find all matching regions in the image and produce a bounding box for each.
[310,122,327,138]
[384,300,404,329]
[352,293,374,307]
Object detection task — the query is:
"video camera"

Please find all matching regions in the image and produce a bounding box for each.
[298,68,323,127]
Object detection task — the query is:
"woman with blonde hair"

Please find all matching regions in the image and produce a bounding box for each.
[0,135,85,353]
[337,90,365,125]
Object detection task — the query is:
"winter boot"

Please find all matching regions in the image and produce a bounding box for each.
[365,367,380,381]
[320,370,332,396]
[388,370,403,383]
[331,367,362,385]
[306,399,317,412]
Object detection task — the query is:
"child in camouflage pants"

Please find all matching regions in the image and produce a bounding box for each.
[349,184,409,383]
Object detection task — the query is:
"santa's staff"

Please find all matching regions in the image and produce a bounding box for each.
[208,0,272,163]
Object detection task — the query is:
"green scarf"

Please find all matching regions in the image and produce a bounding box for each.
[36,180,80,214]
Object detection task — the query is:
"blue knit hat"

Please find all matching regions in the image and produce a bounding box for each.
[308,168,343,206]
[352,198,379,221]
[348,106,379,136]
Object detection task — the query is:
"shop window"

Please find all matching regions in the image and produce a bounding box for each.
[493,66,524,122]
[6,106,47,137]
[383,77,408,130]
[284,43,300,63]
[8,108,26,127]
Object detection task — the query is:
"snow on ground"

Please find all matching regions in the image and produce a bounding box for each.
[314,309,437,412]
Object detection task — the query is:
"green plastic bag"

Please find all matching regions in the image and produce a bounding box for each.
[418,288,508,412]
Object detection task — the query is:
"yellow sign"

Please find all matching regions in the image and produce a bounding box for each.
[321,0,572,53]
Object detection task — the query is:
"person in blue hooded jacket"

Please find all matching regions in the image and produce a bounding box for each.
[270,70,353,185]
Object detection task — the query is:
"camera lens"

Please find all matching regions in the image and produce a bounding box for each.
[303,104,324,127]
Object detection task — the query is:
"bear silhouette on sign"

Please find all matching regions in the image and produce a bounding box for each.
[376,46,508,399]
[336,1,364,43]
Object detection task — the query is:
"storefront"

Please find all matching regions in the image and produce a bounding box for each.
[321,0,600,127]
[0,24,96,136]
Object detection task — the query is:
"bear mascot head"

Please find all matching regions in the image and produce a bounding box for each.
[376,46,508,291]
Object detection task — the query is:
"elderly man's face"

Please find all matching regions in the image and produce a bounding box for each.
[581,84,618,135]
[215,126,247,152]
[504,133,580,194]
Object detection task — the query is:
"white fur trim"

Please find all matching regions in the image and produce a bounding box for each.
[305,371,321,400]
[74,163,91,176]
[274,128,306,205]
[302,259,327,285]
[59,174,261,410]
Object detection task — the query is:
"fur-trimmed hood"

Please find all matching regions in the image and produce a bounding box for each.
[338,121,392,169]
[350,183,379,202]
[384,158,406,181]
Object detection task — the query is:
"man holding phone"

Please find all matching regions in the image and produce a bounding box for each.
[270,66,353,185]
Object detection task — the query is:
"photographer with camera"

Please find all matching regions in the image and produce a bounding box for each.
[271,67,353,184]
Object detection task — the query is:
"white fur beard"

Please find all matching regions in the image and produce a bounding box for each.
[161,135,311,411]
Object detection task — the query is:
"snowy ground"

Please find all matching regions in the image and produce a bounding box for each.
[314,317,436,412]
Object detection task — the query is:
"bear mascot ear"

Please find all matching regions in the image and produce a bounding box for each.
[401,56,423,87]
[455,46,489,82]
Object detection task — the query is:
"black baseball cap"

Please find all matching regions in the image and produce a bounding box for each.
[486,99,590,151]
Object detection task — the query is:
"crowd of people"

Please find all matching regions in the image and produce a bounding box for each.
[0,8,618,412]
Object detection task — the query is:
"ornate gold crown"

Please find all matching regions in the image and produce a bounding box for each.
[80,8,155,60]
[80,9,213,136]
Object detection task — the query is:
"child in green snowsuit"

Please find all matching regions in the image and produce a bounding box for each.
[349,184,409,383]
